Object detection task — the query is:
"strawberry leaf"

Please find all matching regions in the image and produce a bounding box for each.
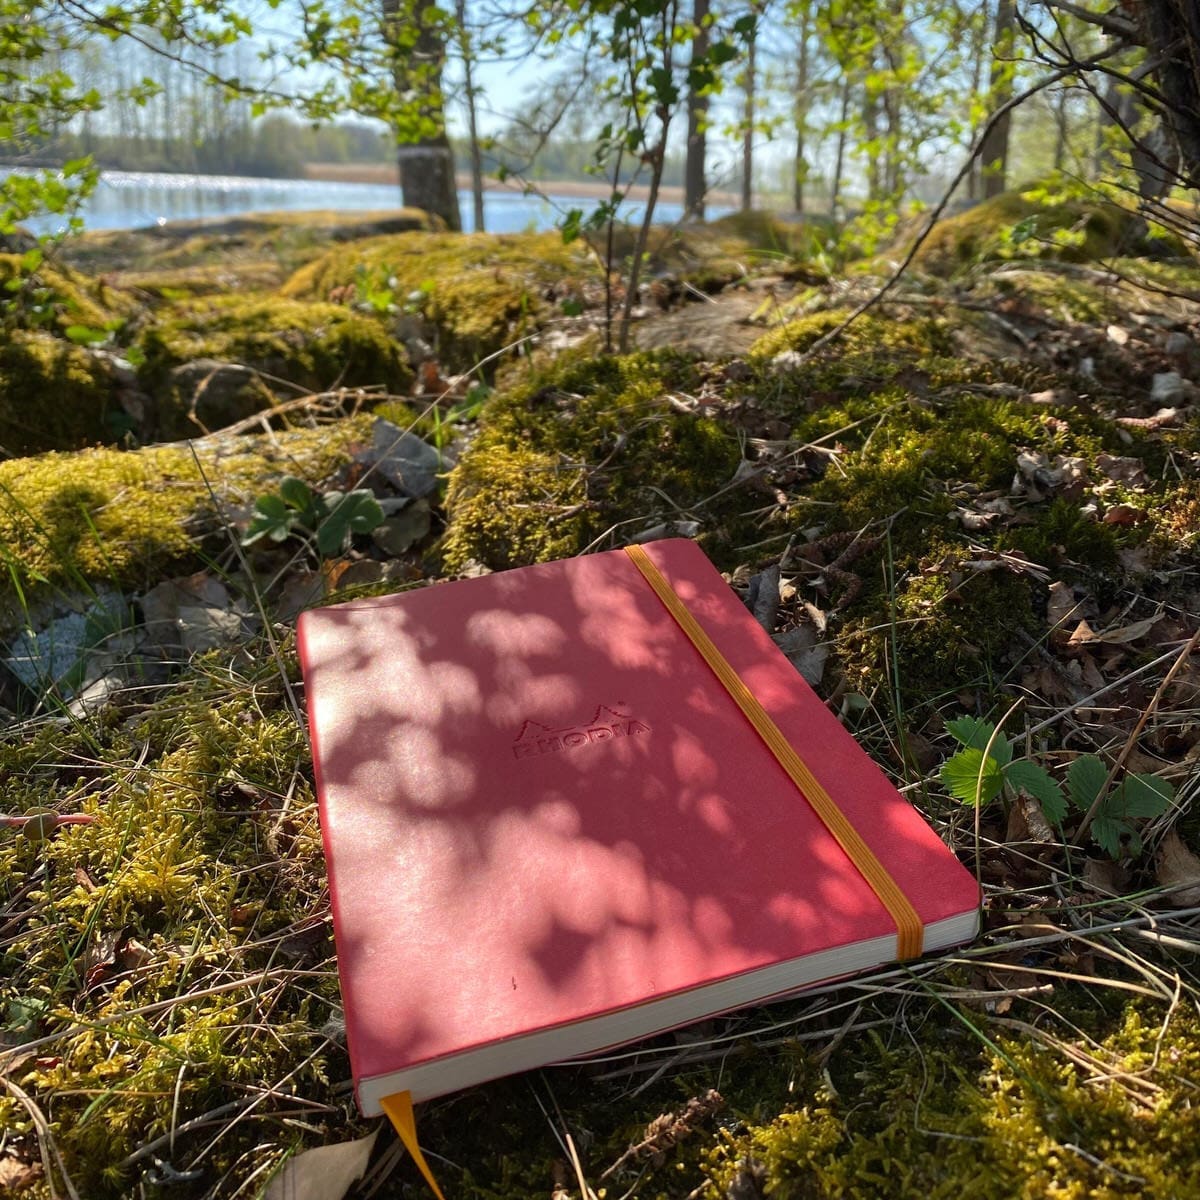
[1004,760,1067,826]
[1067,754,1107,812]
[940,748,1005,805]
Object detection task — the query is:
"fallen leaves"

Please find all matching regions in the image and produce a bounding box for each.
[1155,831,1200,907]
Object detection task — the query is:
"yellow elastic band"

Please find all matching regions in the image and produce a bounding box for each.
[381,1090,447,1200]
[624,544,924,959]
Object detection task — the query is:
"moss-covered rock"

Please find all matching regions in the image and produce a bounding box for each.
[0,252,133,339]
[282,229,593,371]
[440,350,745,572]
[908,189,1183,278]
[0,418,371,615]
[59,208,437,277]
[0,331,121,456]
[136,295,411,439]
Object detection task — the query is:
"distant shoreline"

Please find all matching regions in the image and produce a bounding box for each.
[301,161,741,209]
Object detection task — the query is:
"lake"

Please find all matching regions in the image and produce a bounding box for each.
[9,168,720,237]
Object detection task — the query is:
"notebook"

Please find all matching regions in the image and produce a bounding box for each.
[297,538,979,1115]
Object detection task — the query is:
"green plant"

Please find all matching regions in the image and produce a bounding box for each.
[241,475,384,558]
[939,716,1175,858]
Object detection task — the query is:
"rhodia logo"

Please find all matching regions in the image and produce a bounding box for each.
[512,704,651,760]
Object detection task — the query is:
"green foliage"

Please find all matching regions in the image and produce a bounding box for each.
[1067,754,1175,858]
[242,475,384,557]
[939,724,1174,854]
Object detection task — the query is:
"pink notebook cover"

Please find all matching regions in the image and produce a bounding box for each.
[297,539,979,1110]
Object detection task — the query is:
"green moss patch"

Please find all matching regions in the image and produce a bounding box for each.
[282,229,593,371]
[440,350,745,572]
[0,332,124,457]
[907,189,1187,278]
[136,295,411,440]
[0,253,133,339]
[0,419,370,612]
[704,1002,1200,1199]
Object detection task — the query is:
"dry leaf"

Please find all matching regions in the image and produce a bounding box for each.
[773,624,829,688]
[263,1129,378,1200]
[1006,794,1056,845]
[1106,324,1129,345]
[1102,504,1143,526]
[1083,858,1130,896]
[1095,453,1147,488]
[1047,581,1085,641]
[1068,612,1162,647]
[1156,831,1200,906]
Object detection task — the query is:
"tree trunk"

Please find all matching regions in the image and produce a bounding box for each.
[793,4,810,214]
[831,78,850,220]
[684,0,710,219]
[1137,0,1200,191]
[979,0,1015,198]
[741,12,756,212]
[382,0,462,230]
[455,0,485,231]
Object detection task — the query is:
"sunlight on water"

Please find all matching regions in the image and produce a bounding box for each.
[8,168,718,237]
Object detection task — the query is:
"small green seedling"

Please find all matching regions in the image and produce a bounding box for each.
[1065,754,1174,859]
[242,475,384,558]
[939,716,1175,858]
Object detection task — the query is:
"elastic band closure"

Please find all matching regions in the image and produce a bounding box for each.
[624,544,923,959]
[381,1091,447,1200]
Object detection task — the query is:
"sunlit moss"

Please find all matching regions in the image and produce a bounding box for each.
[137,294,411,438]
[439,349,746,573]
[0,419,371,610]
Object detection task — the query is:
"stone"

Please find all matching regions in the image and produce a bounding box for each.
[1151,371,1190,404]
[357,418,448,498]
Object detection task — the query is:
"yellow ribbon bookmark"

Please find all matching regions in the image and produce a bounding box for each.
[624,544,924,959]
[381,1091,447,1200]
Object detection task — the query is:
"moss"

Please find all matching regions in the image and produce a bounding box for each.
[59,208,437,276]
[117,260,286,304]
[748,309,956,362]
[908,189,1182,278]
[282,229,593,371]
[0,332,122,456]
[0,418,371,614]
[703,1002,1200,1199]
[0,645,345,1197]
[136,294,411,439]
[0,253,133,338]
[440,350,746,573]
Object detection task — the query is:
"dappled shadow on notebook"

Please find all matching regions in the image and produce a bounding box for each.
[298,542,915,1087]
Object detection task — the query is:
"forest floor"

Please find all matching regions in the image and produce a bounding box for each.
[0,190,1199,1199]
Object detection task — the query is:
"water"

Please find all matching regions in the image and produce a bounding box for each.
[9,168,714,237]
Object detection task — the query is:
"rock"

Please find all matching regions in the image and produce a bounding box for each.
[357,418,448,498]
[141,572,255,657]
[1164,331,1199,377]
[371,501,432,556]
[1150,371,1191,404]
[3,592,128,693]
